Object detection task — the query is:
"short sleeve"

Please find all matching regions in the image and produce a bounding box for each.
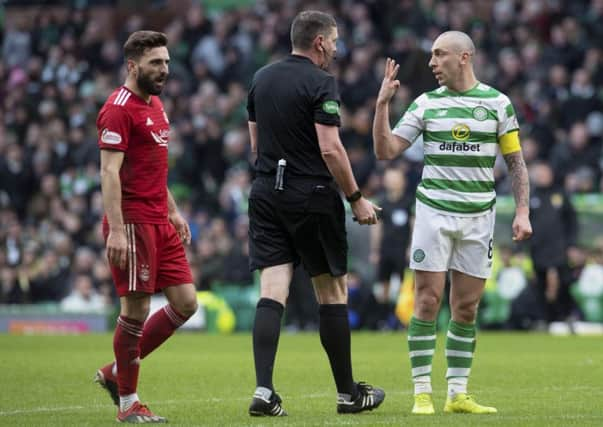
[97,105,131,151]
[392,95,425,143]
[247,80,256,122]
[313,75,341,127]
[498,96,520,137]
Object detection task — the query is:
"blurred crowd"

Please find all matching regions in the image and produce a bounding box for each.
[1,0,603,324]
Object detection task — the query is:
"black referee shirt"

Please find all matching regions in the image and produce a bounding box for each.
[247,54,341,179]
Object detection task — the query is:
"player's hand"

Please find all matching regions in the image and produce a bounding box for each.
[512,212,532,241]
[351,197,382,225]
[376,58,400,106]
[169,211,191,244]
[106,228,128,270]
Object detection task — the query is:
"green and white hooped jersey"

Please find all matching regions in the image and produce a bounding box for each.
[392,82,519,215]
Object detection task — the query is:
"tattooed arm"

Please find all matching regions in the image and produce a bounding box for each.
[503,151,532,241]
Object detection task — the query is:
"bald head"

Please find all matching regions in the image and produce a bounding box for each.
[434,31,475,56]
[429,31,478,90]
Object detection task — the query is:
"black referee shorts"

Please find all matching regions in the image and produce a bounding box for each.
[248,176,348,277]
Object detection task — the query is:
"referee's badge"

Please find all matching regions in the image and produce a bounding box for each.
[322,100,340,114]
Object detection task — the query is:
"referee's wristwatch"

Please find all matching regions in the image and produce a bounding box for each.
[345,190,362,203]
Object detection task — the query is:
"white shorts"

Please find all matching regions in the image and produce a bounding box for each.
[409,201,495,279]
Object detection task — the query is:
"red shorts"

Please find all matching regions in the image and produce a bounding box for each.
[103,222,193,297]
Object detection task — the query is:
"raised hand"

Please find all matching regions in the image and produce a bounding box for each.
[376,58,401,105]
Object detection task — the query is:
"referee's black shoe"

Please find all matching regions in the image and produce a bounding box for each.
[249,389,287,417]
[337,382,385,414]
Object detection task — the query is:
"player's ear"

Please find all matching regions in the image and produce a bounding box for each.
[460,51,470,65]
[314,34,324,52]
[126,58,137,75]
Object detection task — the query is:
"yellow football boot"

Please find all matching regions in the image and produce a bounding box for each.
[411,393,435,415]
[443,393,497,414]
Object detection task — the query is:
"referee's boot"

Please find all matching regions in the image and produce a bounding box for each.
[337,382,385,414]
[249,387,287,417]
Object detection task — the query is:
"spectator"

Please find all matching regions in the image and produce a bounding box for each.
[370,165,413,329]
[528,162,578,324]
[0,144,35,217]
[347,270,380,330]
[1,267,25,304]
[550,121,600,185]
[2,16,31,69]
[60,273,107,312]
[220,215,253,285]
[0,2,601,331]
[562,68,602,127]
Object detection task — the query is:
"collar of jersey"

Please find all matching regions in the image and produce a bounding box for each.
[121,85,154,106]
[289,54,314,64]
[441,81,481,97]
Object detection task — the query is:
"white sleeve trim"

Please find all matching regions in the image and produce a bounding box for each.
[392,123,422,144]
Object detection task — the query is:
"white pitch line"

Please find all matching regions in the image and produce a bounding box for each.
[320,415,603,425]
[3,394,601,422]
[0,405,101,416]
[0,391,412,417]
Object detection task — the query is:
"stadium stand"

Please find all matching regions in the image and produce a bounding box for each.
[1,0,602,330]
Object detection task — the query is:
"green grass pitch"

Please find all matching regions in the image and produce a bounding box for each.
[1,332,602,426]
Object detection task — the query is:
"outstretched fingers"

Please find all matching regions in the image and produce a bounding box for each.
[385,58,400,81]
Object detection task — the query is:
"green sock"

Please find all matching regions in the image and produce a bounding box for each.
[446,320,476,398]
[407,316,436,395]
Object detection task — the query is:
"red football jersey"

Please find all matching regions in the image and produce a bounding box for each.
[97,86,170,224]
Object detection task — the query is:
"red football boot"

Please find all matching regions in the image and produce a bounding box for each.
[94,362,119,406]
[117,402,167,423]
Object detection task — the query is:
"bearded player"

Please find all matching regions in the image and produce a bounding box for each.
[94,30,198,423]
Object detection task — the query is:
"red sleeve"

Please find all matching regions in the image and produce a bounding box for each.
[97,104,132,151]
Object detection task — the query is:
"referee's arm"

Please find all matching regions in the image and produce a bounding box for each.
[315,123,360,198]
[316,123,381,225]
[248,121,257,153]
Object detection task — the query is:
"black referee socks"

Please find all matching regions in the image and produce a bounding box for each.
[319,304,356,396]
[253,298,285,390]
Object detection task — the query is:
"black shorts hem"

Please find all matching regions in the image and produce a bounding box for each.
[249,257,299,272]
[307,268,348,278]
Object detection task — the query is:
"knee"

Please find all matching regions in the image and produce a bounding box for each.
[121,296,151,322]
[452,299,479,323]
[260,285,289,306]
[125,308,150,323]
[174,299,199,318]
[314,275,347,304]
[414,292,441,318]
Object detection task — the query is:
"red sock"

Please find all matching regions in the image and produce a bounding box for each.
[113,316,143,396]
[139,305,188,359]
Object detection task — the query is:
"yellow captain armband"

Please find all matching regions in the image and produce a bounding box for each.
[499,130,521,155]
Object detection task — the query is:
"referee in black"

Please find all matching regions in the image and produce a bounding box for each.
[246,10,385,417]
